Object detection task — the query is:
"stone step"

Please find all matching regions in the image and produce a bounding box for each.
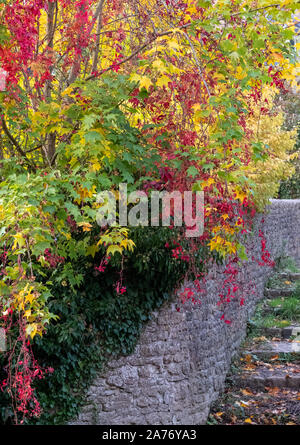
[264,288,297,298]
[259,325,300,340]
[233,363,300,390]
[276,272,300,281]
[243,339,300,360]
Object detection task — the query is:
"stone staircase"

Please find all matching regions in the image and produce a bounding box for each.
[237,272,300,388]
[264,273,300,299]
[208,269,300,424]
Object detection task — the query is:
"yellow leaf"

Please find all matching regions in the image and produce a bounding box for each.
[24,309,33,319]
[78,222,93,232]
[221,214,229,221]
[25,292,35,305]
[156,75,170,88]
[130,73,153,90]
[214,73,226,81]
[106,245,123,256]
[225,240,237,254]
[120,239,128,249]
[12,232,26,250]
[192,103,201,112]
[236,66,247,80]
[234,187,248,203]
[186,4,197,14]
[89,158,101,172]
[86,244,99,258]
[201,178,215,188]
[244,418,253,424]
[139,76,153,90]
[26,323,38,339]
[144,45,167,56]
[152,60,165,71]
[167,40,180,51]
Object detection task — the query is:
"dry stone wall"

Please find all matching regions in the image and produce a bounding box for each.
[71,199,300,425]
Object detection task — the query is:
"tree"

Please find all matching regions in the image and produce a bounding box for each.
[0,0,299,422]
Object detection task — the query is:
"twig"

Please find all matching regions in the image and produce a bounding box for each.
[85,24,190,81]
[1,116,36,171]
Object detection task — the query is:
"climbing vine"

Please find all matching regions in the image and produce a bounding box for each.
[0,0,299,423]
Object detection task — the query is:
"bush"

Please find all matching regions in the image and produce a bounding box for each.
[277,126,300,199]
[0,225,207,424]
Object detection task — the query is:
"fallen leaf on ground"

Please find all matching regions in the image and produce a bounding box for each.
[266,387,280,395]
[253,336,267,342]
[241,389,253,396]
[244,364,257,370]
[240,401,249,407]
[244,418,253,424]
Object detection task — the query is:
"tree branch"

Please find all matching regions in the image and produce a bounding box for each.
[231,4,280,17]
[1,117,36,171]
[91,0,106,73]
[85,24,190,81]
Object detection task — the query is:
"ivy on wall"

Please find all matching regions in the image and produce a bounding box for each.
[0,226,207,424]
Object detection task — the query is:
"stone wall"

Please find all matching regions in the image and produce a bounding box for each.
[70,199,300,425]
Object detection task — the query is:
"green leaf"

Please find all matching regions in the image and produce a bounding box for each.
[186,166,199,178]
[82,114,98,131]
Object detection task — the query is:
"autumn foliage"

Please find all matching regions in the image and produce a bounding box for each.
[0,0,299,422]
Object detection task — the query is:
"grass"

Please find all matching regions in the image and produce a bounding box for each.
[268,297,285,307]
[261,315,291,328]
[292,281,300,298]
[250,256,300,329]
[276,297,300,321]
[252,313,291,329]
[248,283,300,333]
[274,256,300,274]
[265,293,300,322]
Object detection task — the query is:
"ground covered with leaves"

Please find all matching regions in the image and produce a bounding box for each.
[208,356,300,425]
[208,258,300,425]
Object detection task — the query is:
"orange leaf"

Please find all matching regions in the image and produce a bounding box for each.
[244,418,253,424]
[241,389,253,396]
[245,354,253,364]
[266,386,280,395]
